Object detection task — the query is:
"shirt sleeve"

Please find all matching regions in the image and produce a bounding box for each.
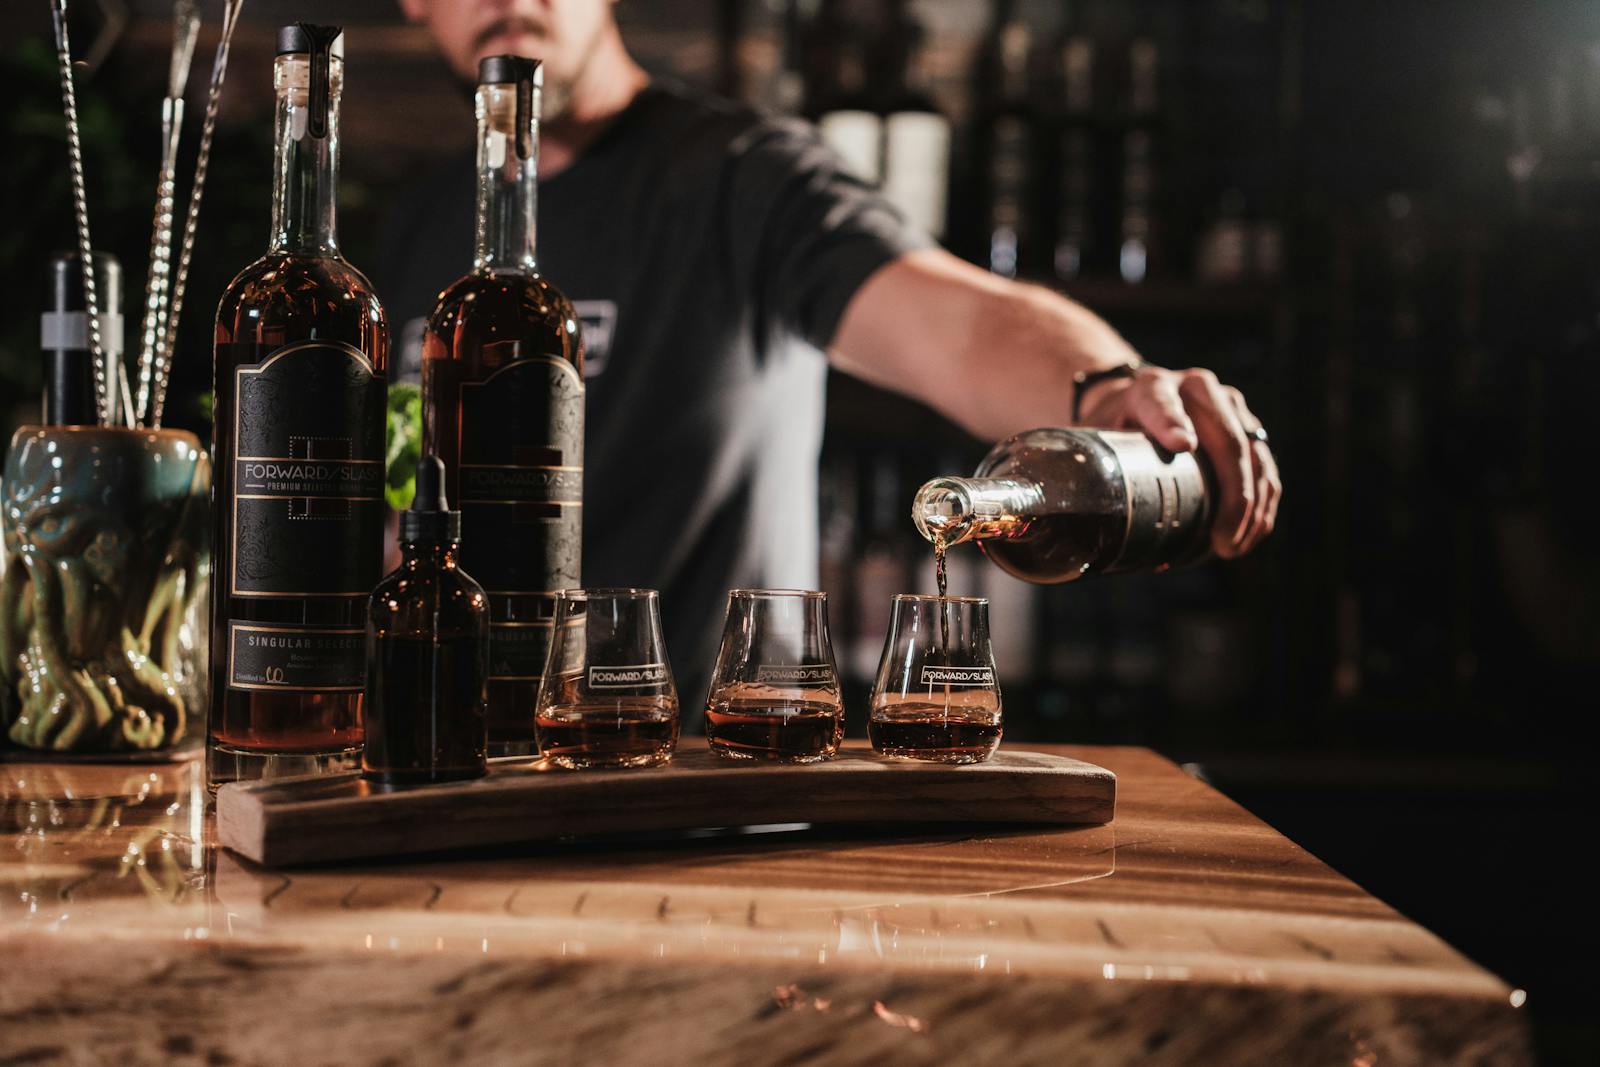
[722,117,935,352]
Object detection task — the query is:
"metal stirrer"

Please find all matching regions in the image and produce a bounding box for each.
[134,0,200,425]
[48,0,111,426]
[151,0,245,429]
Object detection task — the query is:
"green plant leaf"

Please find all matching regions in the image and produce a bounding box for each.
[385,381,422,510]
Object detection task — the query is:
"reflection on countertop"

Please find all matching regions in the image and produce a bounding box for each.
[2,759,206,926]
[0,746,1531,1066]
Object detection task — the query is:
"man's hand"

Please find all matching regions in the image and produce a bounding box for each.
[1076,366,1280,558]
[831,250,1281,558]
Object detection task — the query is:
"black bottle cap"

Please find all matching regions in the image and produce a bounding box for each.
[400,455,462,544]
[278,23,343,139]
[477,54,542,87]
[277,23,342,55]
[478,55,542,159]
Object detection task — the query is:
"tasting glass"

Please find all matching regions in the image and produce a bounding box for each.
[705,589,844,763]
[868,594,1003,764]
[534,589,679,769]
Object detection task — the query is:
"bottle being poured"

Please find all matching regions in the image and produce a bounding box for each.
[912,428,1215,584]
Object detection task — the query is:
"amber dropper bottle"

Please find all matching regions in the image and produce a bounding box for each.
[363,456,490,785]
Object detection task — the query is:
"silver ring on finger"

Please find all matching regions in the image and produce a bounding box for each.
[1247,425,1269,445]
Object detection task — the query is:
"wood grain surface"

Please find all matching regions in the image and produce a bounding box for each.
[0,744,1532,1066]
[216,745,1117,866]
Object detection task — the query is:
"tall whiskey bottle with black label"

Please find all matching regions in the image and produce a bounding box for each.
[422,56,584,755]
[208,25,388,786]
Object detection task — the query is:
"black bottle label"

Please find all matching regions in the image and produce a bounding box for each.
[487,621,554,681]
[457,357,583,682]
[228,623,364,691]
[231,340,387,598]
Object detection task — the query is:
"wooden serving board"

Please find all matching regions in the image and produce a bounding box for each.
[216,743,1116,867]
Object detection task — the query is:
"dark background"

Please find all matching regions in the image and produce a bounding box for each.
[2,1,1597,1061]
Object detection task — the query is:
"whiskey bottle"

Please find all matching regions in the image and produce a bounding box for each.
[209,25,389,786]
[422,56,584,756]
[912,429,1213,584]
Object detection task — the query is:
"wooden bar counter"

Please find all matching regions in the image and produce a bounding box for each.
[0,744,1529,1065]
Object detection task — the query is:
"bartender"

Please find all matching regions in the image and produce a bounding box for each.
[381,0,1281,712]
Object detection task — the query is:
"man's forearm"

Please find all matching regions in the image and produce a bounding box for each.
[829,249,1138,441]
[830,247,1280,556]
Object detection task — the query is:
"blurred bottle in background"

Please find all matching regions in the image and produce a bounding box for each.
[1052,8,1097,282]
[1195,187,1253,284]
[807,0,884,184]
[1119,33,1160,283]
[818,452,859,652]
[984,567,1039,685]
[879,0,952,239]
[851,455,911,681]
[976,0,1043,278]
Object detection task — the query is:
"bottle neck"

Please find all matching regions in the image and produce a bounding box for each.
[912,476,1045,547]
[270,55,342,256]
[474,82,539,273]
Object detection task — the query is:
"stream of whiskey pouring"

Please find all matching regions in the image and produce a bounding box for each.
[932,530,951,724]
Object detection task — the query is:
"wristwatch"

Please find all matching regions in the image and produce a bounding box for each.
[1071,360,1143,424]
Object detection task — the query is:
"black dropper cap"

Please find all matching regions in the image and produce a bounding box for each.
[401,456,462,544]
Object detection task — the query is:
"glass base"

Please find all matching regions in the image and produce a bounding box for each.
[708,742,836,764]
[207,741,361,792]
[866,716,1002,765]
[871,747,998,764]
[544,748,673,770]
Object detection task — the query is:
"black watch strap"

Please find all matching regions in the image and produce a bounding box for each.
[1071,360,1143,423]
